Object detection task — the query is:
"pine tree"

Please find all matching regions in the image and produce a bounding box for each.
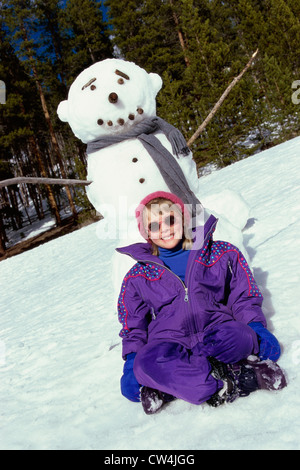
[105,0,186,76]
[1,0,114,238]
[258,0,300,136]
[60,0,113,83]
[0,13,62,228]
[2,0,79,220]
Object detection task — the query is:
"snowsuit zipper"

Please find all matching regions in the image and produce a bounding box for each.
[182,219,218,336]
[139,260,193,335]
[117,251,198,341]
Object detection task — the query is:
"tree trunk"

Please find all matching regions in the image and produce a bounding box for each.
[1,187,18,230]
[169,0,190,67]
[26,184,44,220]
[8,186,22,229]
[79,17,96,63]
[33,70,78,219]
[28,135,62,225]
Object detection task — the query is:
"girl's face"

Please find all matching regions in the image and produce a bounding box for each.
[145,206,183,250]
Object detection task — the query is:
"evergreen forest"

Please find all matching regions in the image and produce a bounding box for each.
[1,0,300,254]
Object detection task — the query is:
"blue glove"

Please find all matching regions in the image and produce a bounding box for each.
[248,322,281,361]
[120,352,141,402]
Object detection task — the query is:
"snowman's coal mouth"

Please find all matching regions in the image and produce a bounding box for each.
[97,108,144,127]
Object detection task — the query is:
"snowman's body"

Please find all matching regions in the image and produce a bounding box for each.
[86,130,200,241]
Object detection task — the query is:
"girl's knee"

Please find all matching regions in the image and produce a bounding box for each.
[203,321,259,363]
[134,342,182,384]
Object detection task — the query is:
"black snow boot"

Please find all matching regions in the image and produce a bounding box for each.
[140,386,175,415]
[206,356,241,407]
[240,355,287,392]
[206,355,287,407]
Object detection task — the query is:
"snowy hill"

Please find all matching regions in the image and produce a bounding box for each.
[0,136,300,450]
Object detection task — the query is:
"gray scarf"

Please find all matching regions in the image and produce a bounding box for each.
[87,116,201,214]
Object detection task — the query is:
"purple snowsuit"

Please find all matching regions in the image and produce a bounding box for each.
[117,215,267,405]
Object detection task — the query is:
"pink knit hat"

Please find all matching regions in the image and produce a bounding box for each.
[135,191,191,240]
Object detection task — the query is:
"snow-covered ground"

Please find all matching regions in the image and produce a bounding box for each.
[0,136,300,450]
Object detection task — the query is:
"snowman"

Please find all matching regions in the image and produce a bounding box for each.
[57,58,250,303]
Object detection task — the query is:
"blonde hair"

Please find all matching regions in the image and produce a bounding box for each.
[143,197,193,255]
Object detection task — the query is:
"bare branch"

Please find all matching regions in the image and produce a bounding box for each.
[187,49,259,147]
[0,177,92,189]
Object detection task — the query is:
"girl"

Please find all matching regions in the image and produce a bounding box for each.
[116,192,286,414]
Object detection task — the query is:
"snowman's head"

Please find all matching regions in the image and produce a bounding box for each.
[57,58,162,144]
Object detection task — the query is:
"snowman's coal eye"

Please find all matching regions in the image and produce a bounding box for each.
[82,78,97,90]
[115,69,130,81]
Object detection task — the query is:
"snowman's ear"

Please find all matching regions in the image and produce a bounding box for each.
[149,73,163,96]
[57,100,69,122]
